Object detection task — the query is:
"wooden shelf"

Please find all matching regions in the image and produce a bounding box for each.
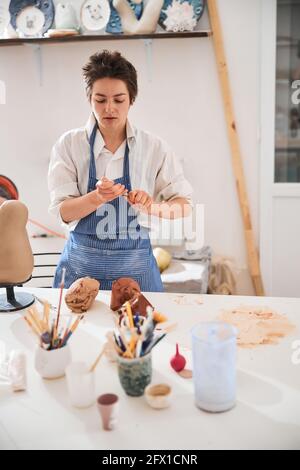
[0,31,212,47]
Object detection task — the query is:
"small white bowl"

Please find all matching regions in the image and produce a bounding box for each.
[145,383,172,409]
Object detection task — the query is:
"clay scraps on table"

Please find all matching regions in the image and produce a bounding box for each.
[178,369,193,379]
[219,305,295,348]
[172,295,203,306]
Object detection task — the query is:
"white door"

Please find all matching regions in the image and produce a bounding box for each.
[260,0,300,297]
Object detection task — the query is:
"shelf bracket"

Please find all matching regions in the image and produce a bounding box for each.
[143,39,153,83]
[24,43,43,87]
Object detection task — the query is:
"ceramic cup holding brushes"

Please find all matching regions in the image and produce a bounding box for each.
[117,352,152,397]
[35,343,71,379]
[32,312,84,379]
[26,269,85,379]
[109,302,172,396]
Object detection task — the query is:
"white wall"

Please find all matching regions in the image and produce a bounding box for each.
[0,0,262,294]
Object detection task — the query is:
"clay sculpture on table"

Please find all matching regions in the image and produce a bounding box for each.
[110,277,141,311]
[110,277,154,316]
[125,292,153,317]
[65,277,100,313]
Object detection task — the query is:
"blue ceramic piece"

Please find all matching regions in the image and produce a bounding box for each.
[106,0,143,34]
[117,353,152,397]
[9,0,55,34]
[159,0,205,30]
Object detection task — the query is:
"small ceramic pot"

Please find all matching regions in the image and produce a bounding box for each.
[34,344,71,379]
[97,393,119,431]
[117,352,152,397]
[145,383,172,409]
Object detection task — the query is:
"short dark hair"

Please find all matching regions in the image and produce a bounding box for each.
[82,50,138,104]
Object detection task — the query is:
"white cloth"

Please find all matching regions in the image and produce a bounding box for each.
[48,114,193,230]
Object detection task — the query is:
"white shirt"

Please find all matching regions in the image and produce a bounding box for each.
[48,114,193,230]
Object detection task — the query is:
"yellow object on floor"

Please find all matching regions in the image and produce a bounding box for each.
[153,247,172,273]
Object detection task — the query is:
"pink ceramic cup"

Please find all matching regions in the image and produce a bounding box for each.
[97,393,119,431]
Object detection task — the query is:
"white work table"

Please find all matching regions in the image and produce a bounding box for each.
[0,287,300,450]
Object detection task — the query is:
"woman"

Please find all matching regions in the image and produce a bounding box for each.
[48,50,192,290]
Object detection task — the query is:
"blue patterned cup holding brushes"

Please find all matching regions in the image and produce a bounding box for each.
[117,352,152,397]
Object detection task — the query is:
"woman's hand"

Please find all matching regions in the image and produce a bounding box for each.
[95,177,128,204]
[126,190,153,214]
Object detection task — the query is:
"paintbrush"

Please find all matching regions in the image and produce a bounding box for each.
[106,333,124,355]
[125,301,134,328]
[34,296,50,326]
[115,323,133,358]
[43,301,50,331]
[50,319,56,349]
[141,306,155,339]
[135,339,143,358]
[133,315,142,335]
[28,306,43,329]
[156,322,178,334]
[89,344,107,372]
[142,333,167,356]
[59,314,73,347]
[35,296,57,311]
[129,332,138,354]
[27,310,43,335]
[61,314,84,347]
[113,332,125,352]
[55,267,66,335]
[23,316,40,338]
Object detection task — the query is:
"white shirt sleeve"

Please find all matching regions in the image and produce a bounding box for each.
[153,142,193,205]
[48,133,81,227]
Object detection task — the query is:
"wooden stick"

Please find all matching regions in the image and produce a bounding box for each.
[207,0,264,295]
[24,316,40,338]
[125,301,134,328]
[43,301,50,330]
[107,336,123,355]
[70,314,84,334]
[58,315,84,347]
[62,314,84,343]
[157,322,178,334]
[59,315,73,347]
[116,326,133,359]
[106,331,124,355]
[55,267,66,332]
[27,310,43,334]
[28,306,44,331]
[129,333,138,354]
[32,305,49,333]
[89,344,107,373]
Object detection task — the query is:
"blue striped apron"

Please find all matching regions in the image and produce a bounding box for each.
[53,123,163,292]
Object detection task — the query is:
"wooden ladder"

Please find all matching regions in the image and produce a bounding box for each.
[207,0,264,296]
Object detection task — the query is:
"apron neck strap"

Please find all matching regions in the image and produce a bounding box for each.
[88,123,132,192]
[88,124,98,188]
